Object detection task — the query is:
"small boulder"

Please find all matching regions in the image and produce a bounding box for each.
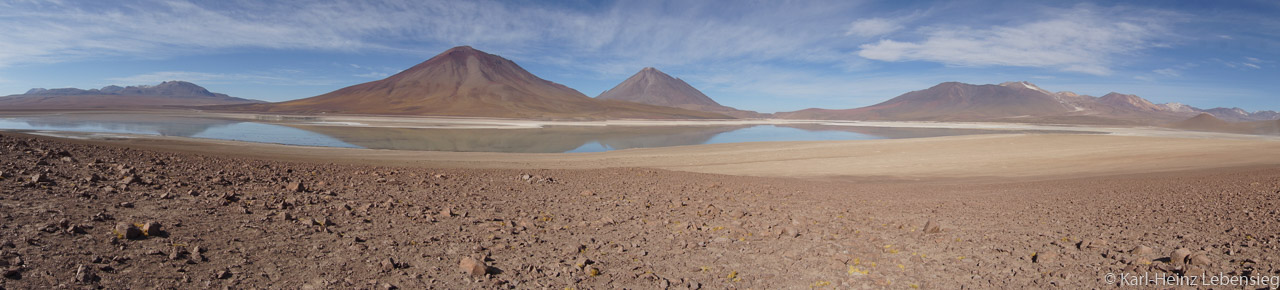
[74,264,97,284]
[1188,252,1211,266]
[459,257,487,277]
[170,246,188,261]
[1129,245,1153,257]
[3,267,20,279]
[381,257,404,271]
[1170,248,1192,265]
[141,221,162,237]
[114,222,141,240]
[922,220,942,234]
[780,227,800,238]
[286,181,306,192]
[1033,251,1058,264]
[1077,238,1108,250]
[580,190,595,196]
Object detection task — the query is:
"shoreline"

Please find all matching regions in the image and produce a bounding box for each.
[5,129,1277,184]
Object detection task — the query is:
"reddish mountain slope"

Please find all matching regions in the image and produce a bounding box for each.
[775,81,1074,121]
[221,46,728,120]
[596,67,766,118]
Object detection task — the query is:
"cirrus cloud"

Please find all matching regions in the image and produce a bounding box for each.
[857,6,1178,75]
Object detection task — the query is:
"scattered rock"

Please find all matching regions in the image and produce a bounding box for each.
[381,257,405,271]
[28,173,48,184]
[74,264,97,284]
[1170,248,1192,265]
[170,246,188,261]
[115,222,142,240]
[1077,238,1107,250]
[922,220,942,233]
[1129,245,1153,257]
[3,267,20,279]
[1188,252,1211,266]
[287,181,306,192]
[459,257,487,277]
[141,221,162,237]
[1033,251,1058,264]
[780,227,800,238]
[310,218,334,227]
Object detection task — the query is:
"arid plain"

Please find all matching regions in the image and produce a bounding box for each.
[3,109,1279,288]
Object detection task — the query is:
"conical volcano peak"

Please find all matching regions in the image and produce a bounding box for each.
[222,46,730,119]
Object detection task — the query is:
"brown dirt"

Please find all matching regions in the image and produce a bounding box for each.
[1,132,1278,288]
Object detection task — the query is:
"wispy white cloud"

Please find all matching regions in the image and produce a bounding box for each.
[0,0,862,72]
[1152,68,1181,77]
[1216,57,1267,70]
[857,5,1177,75]
[845,18,903,38]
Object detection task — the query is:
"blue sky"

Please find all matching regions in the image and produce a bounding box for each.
[1,0,1277,113]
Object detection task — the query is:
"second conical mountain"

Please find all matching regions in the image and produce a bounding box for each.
[223,46,729,120]
[597,67,767,118]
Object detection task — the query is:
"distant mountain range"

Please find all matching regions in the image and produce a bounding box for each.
[217,46,729,120]
[1,81,260,109]
[775,81,1279,125]
[3,46,1275,131]
[596,67,766,118]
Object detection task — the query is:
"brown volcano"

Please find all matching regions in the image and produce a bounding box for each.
[774,81,1223,125]
[220,46,728,120]
[596,67,766,118]
[775,81,1075,121]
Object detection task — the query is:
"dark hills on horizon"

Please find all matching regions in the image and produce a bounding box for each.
[0,81,261,109]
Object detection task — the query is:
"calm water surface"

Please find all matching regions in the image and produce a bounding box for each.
[0,114,1030,153]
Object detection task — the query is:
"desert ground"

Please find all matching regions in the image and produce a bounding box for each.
[1,112,1279,289]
